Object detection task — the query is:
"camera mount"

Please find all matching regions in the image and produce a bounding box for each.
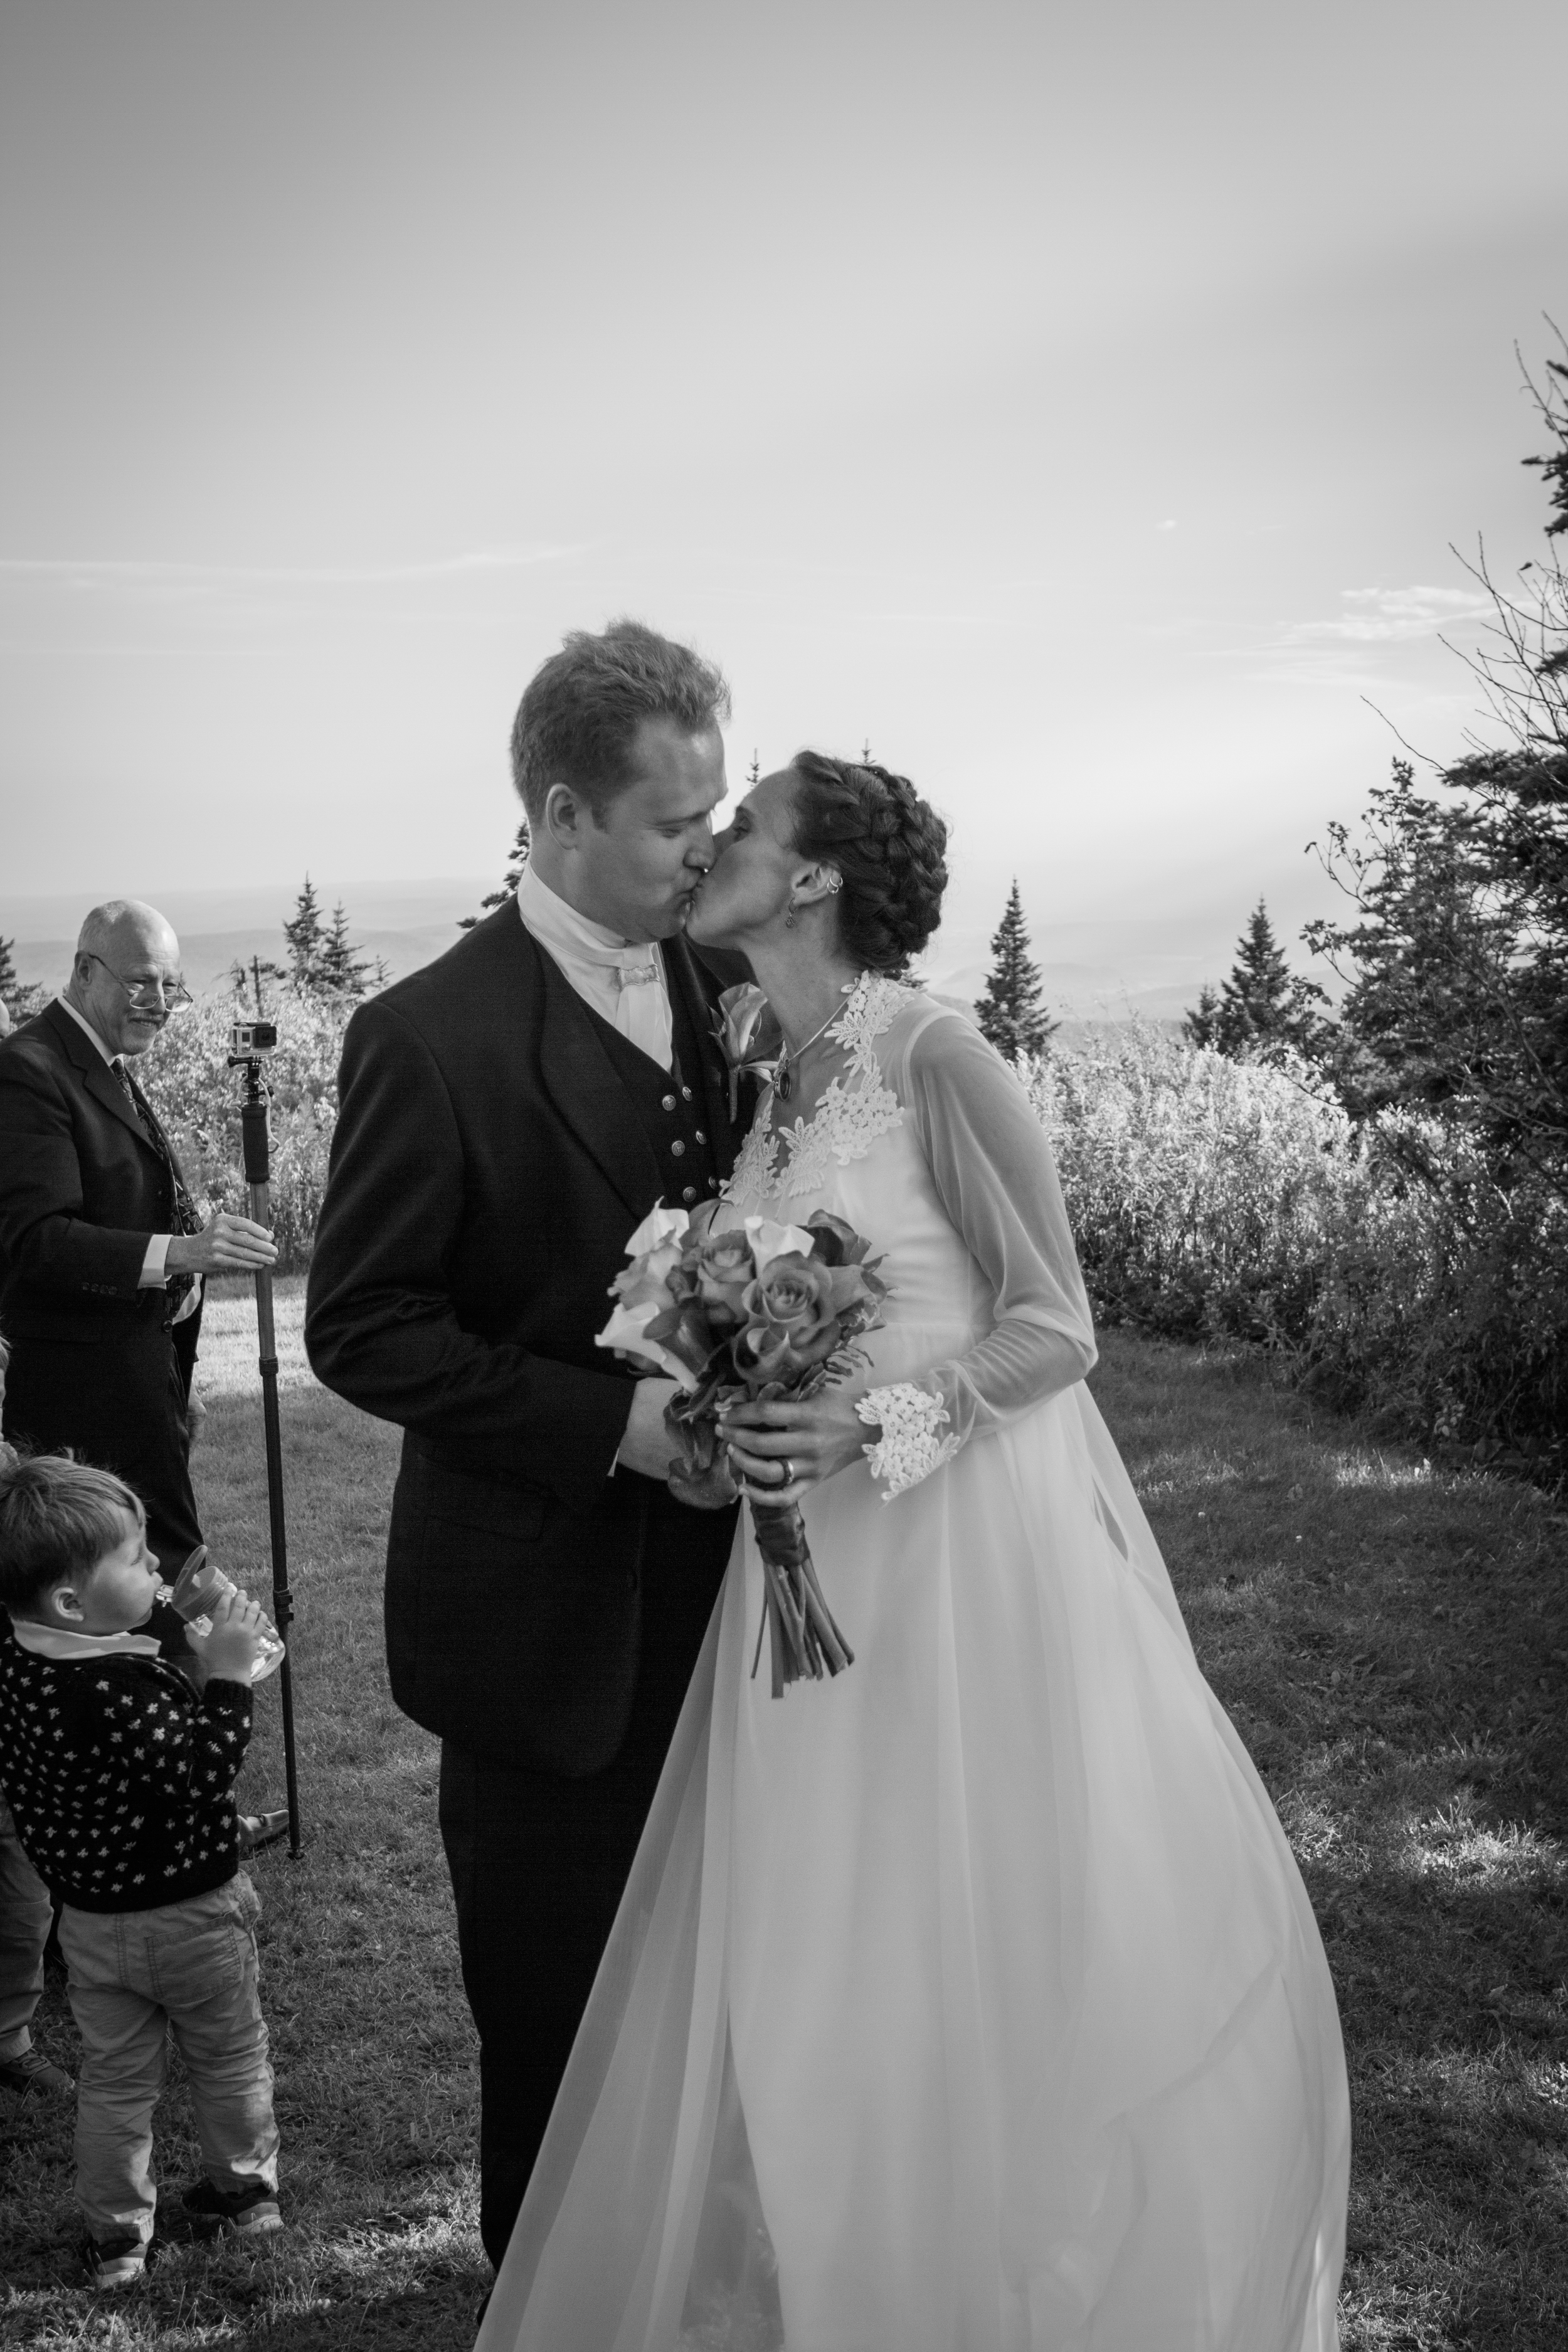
[227,1024,302,1857]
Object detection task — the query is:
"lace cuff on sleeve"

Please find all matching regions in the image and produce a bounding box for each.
[856,1382,961,1502]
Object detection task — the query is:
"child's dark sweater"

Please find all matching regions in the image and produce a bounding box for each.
[0,1617,252,1911]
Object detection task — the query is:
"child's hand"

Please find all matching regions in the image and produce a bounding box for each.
[189,1587,265,1683]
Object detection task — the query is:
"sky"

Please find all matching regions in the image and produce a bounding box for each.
[2,0,1565,1000]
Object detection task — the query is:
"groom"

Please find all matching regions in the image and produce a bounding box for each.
[304,621,744,2268]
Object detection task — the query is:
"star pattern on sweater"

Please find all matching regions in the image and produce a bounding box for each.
[0,1629,253,1912]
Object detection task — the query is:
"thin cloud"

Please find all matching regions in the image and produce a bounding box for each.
[0,546,581,595]
[1283,584,1493,646]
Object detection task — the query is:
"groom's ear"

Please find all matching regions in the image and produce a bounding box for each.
[543,782,586,847]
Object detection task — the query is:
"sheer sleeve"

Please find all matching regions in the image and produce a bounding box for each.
[856,1007,1096,1498]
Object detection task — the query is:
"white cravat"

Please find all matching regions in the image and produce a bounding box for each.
[516,864,674,1073]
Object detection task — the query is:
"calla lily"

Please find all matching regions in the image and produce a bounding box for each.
[714,982,775,1060]
[623,1202,691,1258]
[593,1297,692,1384]
[713,985,783,1116]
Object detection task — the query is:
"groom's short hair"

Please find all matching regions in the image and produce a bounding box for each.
[510,620,731,825]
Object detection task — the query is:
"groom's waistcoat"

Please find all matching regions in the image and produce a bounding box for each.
[582,976,724,1211]
[305,904,744,1774]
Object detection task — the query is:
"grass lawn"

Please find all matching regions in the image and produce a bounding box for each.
[3,1283,1566,2347]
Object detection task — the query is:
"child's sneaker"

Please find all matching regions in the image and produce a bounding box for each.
[85,2232,147,2289]
[0,2045,74,2097]
[182,2177,283,2237]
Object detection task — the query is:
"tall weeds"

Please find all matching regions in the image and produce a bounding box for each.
[1027,1024,1567,1470]
[138,997,1565,1466]
[147,992,352,1269]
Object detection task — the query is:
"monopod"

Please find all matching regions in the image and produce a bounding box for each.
[228,1020,303,1857]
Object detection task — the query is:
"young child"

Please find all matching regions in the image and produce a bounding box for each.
[0,1341,73,2103]
[0,1451,281,2289]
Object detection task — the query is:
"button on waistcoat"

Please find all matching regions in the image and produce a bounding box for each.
[585,980,726,1207]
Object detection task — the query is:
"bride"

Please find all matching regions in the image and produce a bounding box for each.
[476,753,1350,2352]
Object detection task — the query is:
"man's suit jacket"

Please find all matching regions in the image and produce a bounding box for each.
[0,1002,199,1377]
[304,904,744,1776]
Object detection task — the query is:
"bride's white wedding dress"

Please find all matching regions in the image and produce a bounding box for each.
[477,977,1350,2352]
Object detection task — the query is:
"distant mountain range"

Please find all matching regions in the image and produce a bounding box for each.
[0,881,494,1004]
[1,879,1275,1030]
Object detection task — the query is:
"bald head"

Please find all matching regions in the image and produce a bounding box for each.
[66,899,186,1059]
[77,901,180,967]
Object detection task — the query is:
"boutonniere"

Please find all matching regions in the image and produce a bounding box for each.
[712,983,783,1120]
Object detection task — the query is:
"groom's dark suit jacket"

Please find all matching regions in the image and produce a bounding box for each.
[304,904,743,1776]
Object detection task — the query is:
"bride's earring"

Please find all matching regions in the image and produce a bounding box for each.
[784,903,797,929]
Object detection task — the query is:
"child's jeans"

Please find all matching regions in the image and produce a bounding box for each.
[59,1871,278,2245]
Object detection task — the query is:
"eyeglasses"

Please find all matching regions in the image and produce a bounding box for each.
[85,952,194,1014]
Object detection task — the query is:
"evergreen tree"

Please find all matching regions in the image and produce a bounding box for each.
[1217,901,1293,1053]
[1305,342,1568,1177]
[228,953,286,1011]
[317,902,383,1000]
[1190,899,1322,1062]
[0,935,46,1023]
[282,876,326,988]
[748,751,761,785]
[460,818,532,930]
[975,880,1056,1060]
[1182,981,1221,1049]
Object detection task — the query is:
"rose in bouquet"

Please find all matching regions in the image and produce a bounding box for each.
[596,1200,887,1695]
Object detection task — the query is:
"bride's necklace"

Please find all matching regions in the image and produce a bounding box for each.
[774,1002,842,1102]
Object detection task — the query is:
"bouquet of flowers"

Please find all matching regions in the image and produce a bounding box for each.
[596,1201,888,1695]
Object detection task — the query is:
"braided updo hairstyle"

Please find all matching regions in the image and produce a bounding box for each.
[789,753,949,978]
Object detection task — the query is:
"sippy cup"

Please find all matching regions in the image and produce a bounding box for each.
[162,1546,286,1683]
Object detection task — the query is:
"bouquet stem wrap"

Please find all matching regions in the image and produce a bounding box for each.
[596,1202,887,1700]
[748,1499,854,1697]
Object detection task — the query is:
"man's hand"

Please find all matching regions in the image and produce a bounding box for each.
[167,1211,278,1275]
[188,1587,265,1683]
[615,1376,682,1479]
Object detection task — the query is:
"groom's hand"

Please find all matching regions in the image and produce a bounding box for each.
[616,1376,682,1479]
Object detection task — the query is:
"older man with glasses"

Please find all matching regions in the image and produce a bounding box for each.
[0,900,277,1579]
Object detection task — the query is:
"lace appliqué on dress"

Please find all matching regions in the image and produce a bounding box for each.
[726,1110,781,1203]
[856,1382,962,1501]
[725,972,911,1204]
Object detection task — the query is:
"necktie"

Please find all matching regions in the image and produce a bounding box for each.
[112,1061,201,1303]
[612,951,672,1066]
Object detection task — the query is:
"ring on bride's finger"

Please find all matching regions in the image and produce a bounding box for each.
[778,1458,795,1487]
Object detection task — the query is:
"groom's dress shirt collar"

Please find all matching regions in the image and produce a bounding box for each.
[516,862,674,1073]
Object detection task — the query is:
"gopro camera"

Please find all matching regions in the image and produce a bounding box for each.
[230,1020,278,1056]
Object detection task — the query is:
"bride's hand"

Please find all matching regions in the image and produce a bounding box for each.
[718,1391,876,1507]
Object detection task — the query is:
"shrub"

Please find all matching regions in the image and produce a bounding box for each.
[1026,1023,1567,1471]
[135,992,1565,1470]
[141,992,353,1271]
